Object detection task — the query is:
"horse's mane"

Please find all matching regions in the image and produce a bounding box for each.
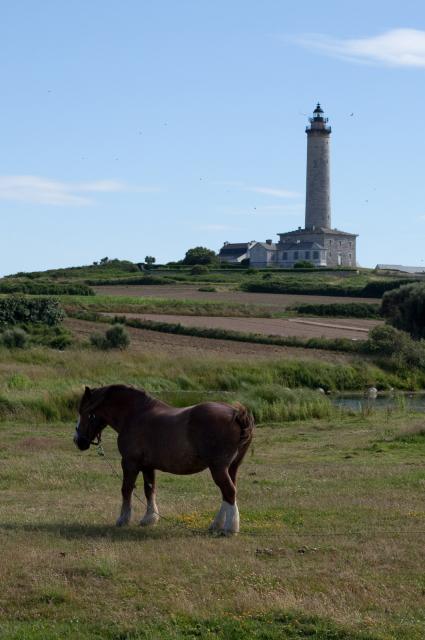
[81,384,159,412]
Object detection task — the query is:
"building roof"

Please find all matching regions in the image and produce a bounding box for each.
[251,242,277,251]
[219,242,251,257]
[278,227,357,238]
[284,241,324,251]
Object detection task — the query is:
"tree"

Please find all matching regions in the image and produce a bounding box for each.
[381,282,425,339]
[100,257,109,265]
[182,246,217,265]
[145,256,156,266]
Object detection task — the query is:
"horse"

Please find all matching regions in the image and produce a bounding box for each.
[73,385,254,534]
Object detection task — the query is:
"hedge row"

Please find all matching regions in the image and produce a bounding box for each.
[85,275,174,286]
[0,281,94,296]
[0,296,65,326]
[293,302,381,318]
[241,278,417,298]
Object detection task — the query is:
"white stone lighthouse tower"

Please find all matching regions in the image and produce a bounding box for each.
[305,103,331,230]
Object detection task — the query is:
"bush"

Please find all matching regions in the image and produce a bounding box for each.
[190,265,209,275]
[365,324,425,370]
[105,325,130,349]
[381,282,425,338]
[1,328,29,348]
[294,261,314,269]
[0,297,65,327]
[90,325,130,350]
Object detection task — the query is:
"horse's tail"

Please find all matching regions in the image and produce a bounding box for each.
[233,402,255,450]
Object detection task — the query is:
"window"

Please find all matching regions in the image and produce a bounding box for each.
[305,251,310,259]
[293,251,298,260]
[339,241,342,247]
[313,251,319,260]
[282,252,288,260]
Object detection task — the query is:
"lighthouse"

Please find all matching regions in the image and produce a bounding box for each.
[219,102,358,268]
[305,102,331,230]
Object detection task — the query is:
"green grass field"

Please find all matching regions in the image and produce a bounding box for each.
[1,411,425,639]
[1,263,425,638]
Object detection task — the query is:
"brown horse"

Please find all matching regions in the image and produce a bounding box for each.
[74,385,254,534]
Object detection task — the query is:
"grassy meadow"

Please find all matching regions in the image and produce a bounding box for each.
[1,261,425,638]
[1,406,425,639]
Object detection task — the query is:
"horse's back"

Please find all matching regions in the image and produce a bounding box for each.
[119,398,249,474]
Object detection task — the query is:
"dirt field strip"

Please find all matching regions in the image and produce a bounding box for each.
[101,312,381,340]
[288,318,372,333]
[65,318,357,364]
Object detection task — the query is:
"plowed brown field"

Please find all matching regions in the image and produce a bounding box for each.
[102,312,381,341]
[65,318,358,364]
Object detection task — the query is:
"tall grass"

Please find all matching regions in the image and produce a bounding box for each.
[0,338,420,424]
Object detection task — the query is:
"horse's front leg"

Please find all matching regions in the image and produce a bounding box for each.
[140,468,160,526]
[116,459,139,526]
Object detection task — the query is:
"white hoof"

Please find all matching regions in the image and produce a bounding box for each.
[140,511,160,526]
[209,502,227,531]
[223,501,240,534]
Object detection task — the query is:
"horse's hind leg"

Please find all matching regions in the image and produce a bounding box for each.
[209,466,239,535]
[116,459,139,526]
[140,468,160,526]
[229,445,249,487]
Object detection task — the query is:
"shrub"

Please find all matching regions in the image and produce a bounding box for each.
[381,282,425,338]
[365,325,406,356]
[294,260,314,269]
[90,332,109,350]
[1,328,29,348]
[190,265,209,275]
[90,325,130,350]
[365,324,425,370]
[105,325,130,349]
[0,297,64,327]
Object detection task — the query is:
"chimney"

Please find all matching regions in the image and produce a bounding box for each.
[266,239,272,245]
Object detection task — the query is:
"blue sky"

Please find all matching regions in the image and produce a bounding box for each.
[2,0,425,273]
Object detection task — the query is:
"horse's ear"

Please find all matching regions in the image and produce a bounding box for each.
[84,386,92,398]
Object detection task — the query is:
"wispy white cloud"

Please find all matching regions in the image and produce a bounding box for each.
[294,29,425,67]
[215,181,300,198]
[0,175,158,206]
[245,186,299,198]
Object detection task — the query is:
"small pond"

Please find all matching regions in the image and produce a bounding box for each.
[332,393,425,412]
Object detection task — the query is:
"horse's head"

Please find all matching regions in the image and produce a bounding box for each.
[74,386,108,451]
